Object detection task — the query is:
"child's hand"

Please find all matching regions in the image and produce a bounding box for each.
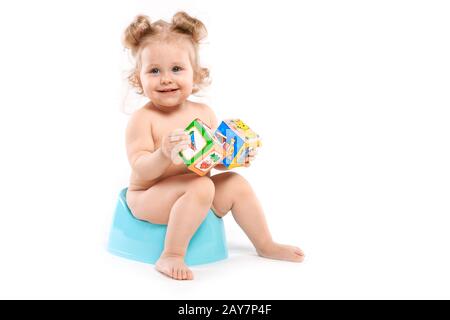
[161,129,190,164]
[244,148,258,167]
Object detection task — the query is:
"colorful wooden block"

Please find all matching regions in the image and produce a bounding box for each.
[214,119,262,169]
[179,118,223,176]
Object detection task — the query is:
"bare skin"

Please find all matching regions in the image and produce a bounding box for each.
[210,172,305,263]
[127,101,305,280]
[125,39,304,281]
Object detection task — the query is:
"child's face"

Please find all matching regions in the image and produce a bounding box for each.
[139,40,195,108]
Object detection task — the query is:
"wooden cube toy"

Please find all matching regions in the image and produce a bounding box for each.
[178,118,223,176]
[214,119,262,169]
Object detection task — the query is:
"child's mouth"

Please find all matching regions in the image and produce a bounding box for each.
[158,88,179,93]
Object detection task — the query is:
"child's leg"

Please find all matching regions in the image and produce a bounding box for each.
[211,172,304,262]
[126,173,215,280]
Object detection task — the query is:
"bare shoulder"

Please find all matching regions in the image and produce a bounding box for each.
[126,104,156,145]
[188,100,211,112]
[127,104,156,129]
[125,104,156,165]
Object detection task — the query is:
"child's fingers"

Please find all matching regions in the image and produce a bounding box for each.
[172,140,190,150]
[170,140,191,164]
[244,152,257,167]
[246,148,258,162]
[172,144,187,154]
[170,148,184,165]
[169,132,189,142]
[169,134,185,142]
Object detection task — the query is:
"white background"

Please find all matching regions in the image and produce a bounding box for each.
[0,0,449,299]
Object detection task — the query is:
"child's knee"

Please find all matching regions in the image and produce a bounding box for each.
[188,176,215,204]
[222,172,250,187]
[226,172,254,196]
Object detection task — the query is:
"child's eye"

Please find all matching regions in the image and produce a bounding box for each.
[172,66,182,72]
[149,68,159,74]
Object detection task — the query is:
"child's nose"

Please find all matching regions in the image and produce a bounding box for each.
[160,72,173,84]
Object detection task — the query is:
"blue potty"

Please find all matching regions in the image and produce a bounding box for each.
[108,188,228,266]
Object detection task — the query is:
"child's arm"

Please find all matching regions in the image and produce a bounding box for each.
[126,111,172,181]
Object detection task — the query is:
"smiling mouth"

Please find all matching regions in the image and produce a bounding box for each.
[158,88,179,93]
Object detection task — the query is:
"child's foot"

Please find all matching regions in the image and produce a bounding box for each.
[155,253,194,280]
[257,242,305,262]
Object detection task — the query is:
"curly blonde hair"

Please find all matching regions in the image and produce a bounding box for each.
[122,12,210,95]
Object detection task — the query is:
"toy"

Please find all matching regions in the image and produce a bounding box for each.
[179,118,223,176]
[214,119,262,169]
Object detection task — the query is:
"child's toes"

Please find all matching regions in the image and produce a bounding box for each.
[177,268,183,280]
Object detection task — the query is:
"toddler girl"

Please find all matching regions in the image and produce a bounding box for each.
[123,12,304,280]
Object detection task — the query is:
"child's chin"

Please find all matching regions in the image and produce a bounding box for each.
[161,102,181,108]
[153,97,176,104]
[153,100,183,109]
